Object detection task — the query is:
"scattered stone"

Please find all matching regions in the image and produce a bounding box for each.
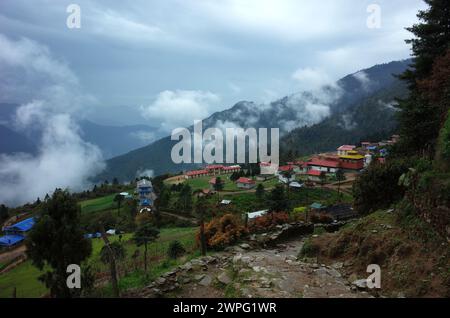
[240,243,251,250]
[232,254,242,264]
[332,262,344,269]
[199,275,212,286]
[285,255,297,261]
[371,230,378,234]
[238,268,250,275]
[217,272,232,285]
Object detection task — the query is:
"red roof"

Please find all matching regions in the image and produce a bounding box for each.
[308,158,340,168]
[206,165,224,170]
[223,165,240,171]
[186,169,208,176]
[209,177,217,184]
[236,177,255,184]
[307,170,322,176]
[338,145,356,151]
[278,165,295,172]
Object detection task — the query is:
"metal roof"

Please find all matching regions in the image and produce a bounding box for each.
[4,217,35,232]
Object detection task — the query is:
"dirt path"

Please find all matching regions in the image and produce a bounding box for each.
[140,238,370,299]
[0,245,26,264]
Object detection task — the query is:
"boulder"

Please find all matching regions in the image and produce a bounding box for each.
[217,272,232,285]
[199,275,212,286]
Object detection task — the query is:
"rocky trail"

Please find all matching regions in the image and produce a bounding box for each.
[129,232,372,299]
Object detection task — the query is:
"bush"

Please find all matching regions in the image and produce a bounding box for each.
[197,214,247,250]
[353,158,412,215]
[248,212,290,233]
[167,240,186,259]
[299,239,320,258]
[310,213,333,224]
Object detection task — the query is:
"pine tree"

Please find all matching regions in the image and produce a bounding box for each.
[26,189,92,298]
[397,0,450,156]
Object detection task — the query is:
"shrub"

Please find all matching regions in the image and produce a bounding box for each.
[299,239,320,258]
[167,240,186,259]
[248,212,290,233]
[197,214,247,250]
[310,213,333,224]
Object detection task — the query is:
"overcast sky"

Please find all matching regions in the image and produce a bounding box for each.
[0,0,426,129]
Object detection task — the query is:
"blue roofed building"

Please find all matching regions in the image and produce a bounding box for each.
[0,217,35,247]
[136,179,157,212]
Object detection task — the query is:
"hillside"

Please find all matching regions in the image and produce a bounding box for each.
[97,60,411,181]
[281,80,408,158]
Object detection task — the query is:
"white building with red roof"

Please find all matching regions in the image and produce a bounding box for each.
[236,177,256,189]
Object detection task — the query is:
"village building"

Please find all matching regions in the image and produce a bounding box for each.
[206,164,224,175]
[236,177,256,189]
[338,150,365,171]
[0,217,35,247]
[337,145,356,156]
[307,157,341,174]
[307,169,322,182]
[222,165,241,174]
[137,179,157,210]
[185,169,209,179]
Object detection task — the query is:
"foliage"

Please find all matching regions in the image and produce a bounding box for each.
[26,189,92,298]
[268,185,288,212]
[167,240,186,259]
[133,223,160,272]
[353,158,412,215]
[100,241,126,264]
[197,214,247,250]
[299,239,320,258]
[310,213,333,224]
[255,183,265,199]
[248,212,290,233]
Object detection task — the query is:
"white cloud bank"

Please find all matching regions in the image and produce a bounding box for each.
[140,90,221,133]
[0,34,104,206]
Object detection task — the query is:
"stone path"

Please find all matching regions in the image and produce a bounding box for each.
[132,238,371,298]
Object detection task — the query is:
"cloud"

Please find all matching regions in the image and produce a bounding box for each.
[130,130,157,143]
[0,34,104,206]
[140,90,221,132]
[353,71,371,91]
[136,168,154,178]
[292,67,334,91]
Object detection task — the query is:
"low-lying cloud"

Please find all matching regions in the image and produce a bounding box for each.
[0,34,104,206]
[140,89,221,133]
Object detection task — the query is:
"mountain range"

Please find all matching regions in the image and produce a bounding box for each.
[0,104,160,159]
[95,59,411,182]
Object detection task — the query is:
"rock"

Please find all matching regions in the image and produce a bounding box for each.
[181,277,191,284]
[352,279,368,290]
[232,254,242,264]
[241,256,252,264]
[331,262,344,269]
[155,277,166,285]
[285,255,297,261]
[152,288,162,295]
[217,272,232,285]
[252,266,262,272]
[240,243,251,250]
[180,262,193,271]
[371,230,378,234]
[194,274,206,281]
[199,275,212,286]
[238,268,250,275]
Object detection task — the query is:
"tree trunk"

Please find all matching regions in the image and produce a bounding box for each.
[200,210,207,256]
[144,242,148,272]
[101,233,120,297]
